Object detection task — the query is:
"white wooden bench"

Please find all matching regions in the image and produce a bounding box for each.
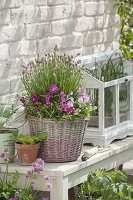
[0,136,133,200]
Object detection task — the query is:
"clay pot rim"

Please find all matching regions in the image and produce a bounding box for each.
[16,142,40,145]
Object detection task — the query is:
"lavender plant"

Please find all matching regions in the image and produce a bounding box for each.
[21,49,96,120]
[0,148,51,200]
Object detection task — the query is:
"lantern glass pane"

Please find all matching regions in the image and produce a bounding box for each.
[104,86,116,128]
[119,81,130,122]
[86,88,99,128]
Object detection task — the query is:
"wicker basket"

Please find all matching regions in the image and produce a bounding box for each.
[28,117,86,162]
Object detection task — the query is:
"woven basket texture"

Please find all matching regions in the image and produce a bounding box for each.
[28,117,86,162]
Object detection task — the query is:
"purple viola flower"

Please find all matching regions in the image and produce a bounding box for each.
[49,84,58,94]
[8,198,18,200]
[61,102,69,113]
[67,107,75,115]
[66,99,74,107]
[44,94,51,106]
[88,98,94,104]
[31,93,39,102]
[78,96,85,104]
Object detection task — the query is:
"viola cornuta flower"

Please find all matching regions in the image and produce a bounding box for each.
[31,93,39,102]
[44,93,51,106]
[49,84,58,94]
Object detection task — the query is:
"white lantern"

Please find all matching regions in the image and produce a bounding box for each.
[80,51,133,146]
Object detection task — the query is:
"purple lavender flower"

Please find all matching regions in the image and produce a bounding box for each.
[44,94,51,106]
[20,97,26,107]
[33,105,39,111]
[21,63,30,69]
[49,84,58,94]
[31,93,39,102]
[8,198,18,200]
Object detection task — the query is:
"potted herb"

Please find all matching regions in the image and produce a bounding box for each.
[12,133,47,165]
[0,104,18,163]
[20,48,96,162]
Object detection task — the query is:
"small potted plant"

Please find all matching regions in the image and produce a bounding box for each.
[0,104,18,163]
[12,133,47,165]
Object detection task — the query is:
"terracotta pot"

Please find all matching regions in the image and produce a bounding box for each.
[16,142,40,165]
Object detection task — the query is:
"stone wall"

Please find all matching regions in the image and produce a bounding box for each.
[0,0,120,102]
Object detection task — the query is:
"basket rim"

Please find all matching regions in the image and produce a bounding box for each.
[27,116,86,123]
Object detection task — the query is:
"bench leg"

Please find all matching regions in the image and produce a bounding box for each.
[50,177,68,200]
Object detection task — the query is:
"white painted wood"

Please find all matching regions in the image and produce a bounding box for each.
[116,84,119,125]
[99,86,104,133]
[50,177,68,200]
[1,137,133,200]
[130,80,133,120]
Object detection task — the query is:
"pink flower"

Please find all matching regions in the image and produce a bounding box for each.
[0,152,5,158]
[44,175,49,181]
[46,182,52,189]
[4,147,9,153]
[31,179,36,185]
[4,157,9,162]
